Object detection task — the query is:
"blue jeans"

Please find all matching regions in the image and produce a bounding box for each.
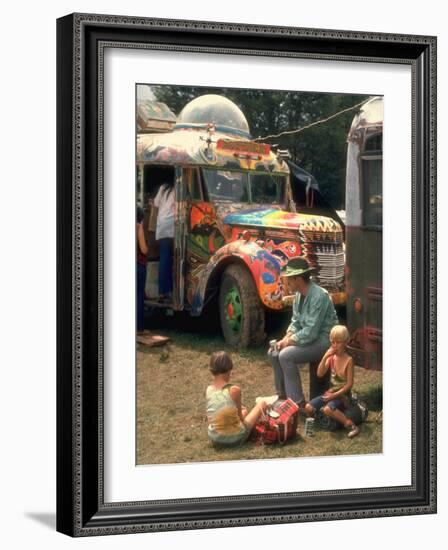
[158,238,173,295]
[268,340,329,404]
[137,262,147,331]
[309,395,345,411]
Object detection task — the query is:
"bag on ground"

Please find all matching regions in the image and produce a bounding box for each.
[252,398,299,445]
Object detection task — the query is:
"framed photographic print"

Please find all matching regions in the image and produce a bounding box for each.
[56,13,437,536]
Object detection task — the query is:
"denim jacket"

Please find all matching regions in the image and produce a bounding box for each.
[287,282,338,346]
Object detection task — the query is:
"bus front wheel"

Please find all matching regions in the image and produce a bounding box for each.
[219,265,266,348]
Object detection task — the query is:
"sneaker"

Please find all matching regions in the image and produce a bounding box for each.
[347,424,360,438]
[256,394,279,406]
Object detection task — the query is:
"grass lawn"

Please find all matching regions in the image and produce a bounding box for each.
[136,325,383,465]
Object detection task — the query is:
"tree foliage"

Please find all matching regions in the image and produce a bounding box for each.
[151,85,370,209]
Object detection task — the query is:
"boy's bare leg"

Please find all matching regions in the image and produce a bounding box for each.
[322,406,353,427]
[243,402,266,431]
[304,403,315,416]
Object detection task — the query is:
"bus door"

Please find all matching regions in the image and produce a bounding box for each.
[360,137,382,369]
[173,166,187,310]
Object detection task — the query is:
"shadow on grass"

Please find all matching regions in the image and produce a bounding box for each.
[140,324,271,361]
[142,305,294,359]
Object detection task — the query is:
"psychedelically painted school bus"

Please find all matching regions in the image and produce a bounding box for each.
[345,96,383,369]
[137,94,345,347]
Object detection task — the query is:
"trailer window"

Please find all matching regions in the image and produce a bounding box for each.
[362,157,382,226]
[364,132,382,153]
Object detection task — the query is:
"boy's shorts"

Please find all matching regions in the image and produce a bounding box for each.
[309,395,345,412]
[208,425,250,447]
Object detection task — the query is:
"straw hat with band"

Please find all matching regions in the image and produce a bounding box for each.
[281,257,316,278]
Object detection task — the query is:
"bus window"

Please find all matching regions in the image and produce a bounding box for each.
[190,169,203,201]
[250,173,284,205]
[203,170,249,202]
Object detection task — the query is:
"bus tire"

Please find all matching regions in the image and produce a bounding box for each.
[219,264,266,348]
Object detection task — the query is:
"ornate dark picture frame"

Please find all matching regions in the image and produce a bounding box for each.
[56,13,437,536]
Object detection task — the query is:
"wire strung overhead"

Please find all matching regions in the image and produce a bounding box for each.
[253,98,371,142]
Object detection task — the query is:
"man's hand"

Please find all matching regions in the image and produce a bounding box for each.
[278,335,298,350]
[277,337,290,350]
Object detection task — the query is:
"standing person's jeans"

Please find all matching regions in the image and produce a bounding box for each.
[268,340,329,404]
[158,238,174,296]
[137,262,147,332]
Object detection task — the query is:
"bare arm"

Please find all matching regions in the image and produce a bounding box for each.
[317,349,333,378]
[137,223,148,255]
[229,385,243,421]
[148,204,158,233]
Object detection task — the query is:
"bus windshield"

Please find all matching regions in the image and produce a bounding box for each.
[202,169,285,204]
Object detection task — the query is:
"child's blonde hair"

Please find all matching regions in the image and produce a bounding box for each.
[330,324,350,343]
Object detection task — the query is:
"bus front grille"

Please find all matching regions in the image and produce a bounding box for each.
[301,231,345,291]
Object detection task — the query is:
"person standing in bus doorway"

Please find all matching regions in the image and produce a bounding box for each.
[154,180,175,301]
[137,206,149,334]
[268,257,338,407]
